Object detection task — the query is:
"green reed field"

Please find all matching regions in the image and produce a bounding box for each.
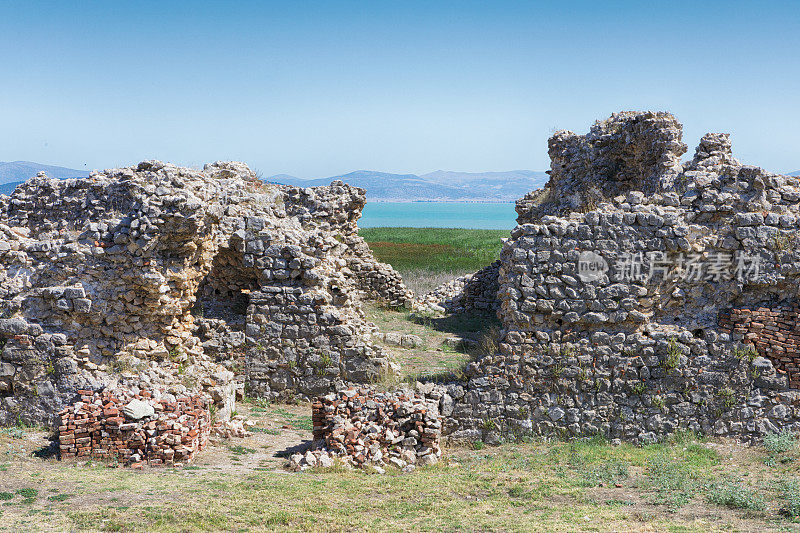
[359,228,507,294]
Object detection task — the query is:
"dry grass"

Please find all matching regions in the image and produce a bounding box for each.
[1,425,799,532]
[395,269,462,297]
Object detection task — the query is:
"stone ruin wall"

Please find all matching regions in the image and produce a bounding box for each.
[4,109,800,468]
[414,260,501,315]
[434,112,800,444]
[0,161,411,431]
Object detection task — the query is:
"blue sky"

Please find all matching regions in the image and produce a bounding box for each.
[1,0,798,177]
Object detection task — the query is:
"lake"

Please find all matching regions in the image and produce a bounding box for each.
[360,201,518,229]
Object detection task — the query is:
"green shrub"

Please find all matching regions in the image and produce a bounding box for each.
[764,431,797,455]
[707,482,766,513]
[661,338,682,373]
[778,479,800,519]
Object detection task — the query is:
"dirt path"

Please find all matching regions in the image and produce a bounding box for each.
[194,403,312,473]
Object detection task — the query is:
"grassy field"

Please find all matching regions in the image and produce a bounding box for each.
[359,227,508,294]
[359,227,507,273]
[2,422,800,532]
[365,302,500,382]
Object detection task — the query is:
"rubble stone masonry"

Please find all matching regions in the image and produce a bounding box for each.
[4,110,800,465]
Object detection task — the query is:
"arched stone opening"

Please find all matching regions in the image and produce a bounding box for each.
[193,240,260,383]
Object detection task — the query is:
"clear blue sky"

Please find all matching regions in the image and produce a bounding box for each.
[2,0,798,177]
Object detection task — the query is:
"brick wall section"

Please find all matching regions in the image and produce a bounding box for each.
[58,389,211,466]
[719,306,800,389]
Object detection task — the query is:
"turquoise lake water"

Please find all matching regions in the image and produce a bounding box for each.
[360,202,517,229]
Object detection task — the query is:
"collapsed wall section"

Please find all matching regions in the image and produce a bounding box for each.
[309,387,442,469]
[414,260,501,315]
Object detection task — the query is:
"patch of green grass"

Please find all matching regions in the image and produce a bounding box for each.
[264,510,292,526]
[707,482,766,513]
[291,416,313,431]
[642,453,703,510]
[778,479,800,519]
[359,227,506,274]
[15,488,38,499]
[0,492,12,501]
[228,446,257,456]
[47,493,75,502]
[248,427,281,435]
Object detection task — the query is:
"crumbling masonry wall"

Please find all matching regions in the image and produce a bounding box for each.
[0,162,411,428]
[436,112,800,444]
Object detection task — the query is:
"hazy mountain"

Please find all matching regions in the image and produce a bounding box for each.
[0,181,22,195]
[270,169,549,202]
[422,169,546,184]
[1,161,552,201]
[0,161,90,185]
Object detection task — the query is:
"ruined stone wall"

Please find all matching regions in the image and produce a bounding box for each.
[517,111,687,222]
[438,113,800,444]
[1,161,412,427]
[283,183,412,308]
[720,306,800,389]
[415,260,501,315]
[241,216,392,401]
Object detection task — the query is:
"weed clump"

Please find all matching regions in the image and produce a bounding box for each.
[764,431,797,455]
[707,482,766,513]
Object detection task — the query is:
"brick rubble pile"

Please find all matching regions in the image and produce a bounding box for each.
[58,388,211,466]
[299,387,442,472]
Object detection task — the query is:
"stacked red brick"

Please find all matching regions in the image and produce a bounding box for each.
[58,388,212,466]
[312,387,442,468]
[720,306,800,388]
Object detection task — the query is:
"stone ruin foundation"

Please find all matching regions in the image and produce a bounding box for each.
[3,110,800,470]
[423,111,800,445]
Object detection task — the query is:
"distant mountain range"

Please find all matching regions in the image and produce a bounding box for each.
[270,169,549,202]
[4,160,796,201]
[0,161,89,195]
[0,161,89,184]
